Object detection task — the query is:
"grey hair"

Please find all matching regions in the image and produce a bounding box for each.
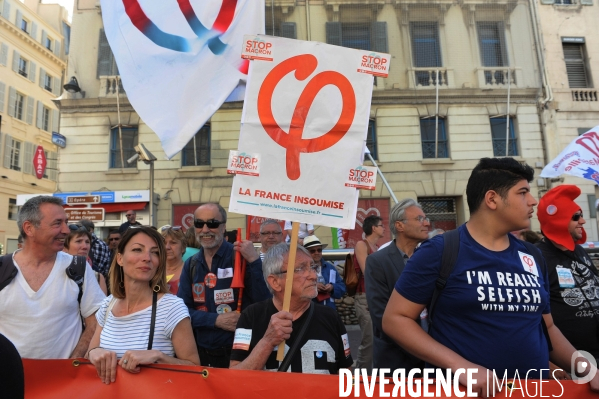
[199,203,227,223]
[260,219,282,233]
[262,243,311,294]
[17,196,64,239]
[389,198,421,238]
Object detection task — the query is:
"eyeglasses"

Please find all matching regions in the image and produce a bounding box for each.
[68,224,87,232]
[108,237,120,242]
[375,224,384,228]
[260,231,282,236]
[194,219,225,229]
[161,225,182,232]
[125,214,135,217]
[276,263,321,276]
[572,212,584,222]
[308,247,323,254]
[402,216,430,224]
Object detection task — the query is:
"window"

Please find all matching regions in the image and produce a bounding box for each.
[182,125,210,166]
[42,106,50,132]
[20,18,28,33]
[563,43,591,88]
[410,22,442,86]
[366,119,378,160]
[14,92,24,121]
[477,22,508,84]
[326,22,388,53]
[420,118,448,159]
[4,137,22,171]
[18,57,27,77]
[418,197,458,231]
[109,127,138,168]
[45,36,52,51]
[491,117,518,157]
[8,199,18,221]
[555,0,573,4]
[44,74,52,92]
[97,29,118,77]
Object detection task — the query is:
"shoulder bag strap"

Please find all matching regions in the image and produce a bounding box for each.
[428,228,460,329]
[147,291,158,350]
[0,254,18,292]
[278,302,315,372]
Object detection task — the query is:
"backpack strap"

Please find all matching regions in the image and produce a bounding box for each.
[0,254,18,292]
[521,240,553,352]
[66,255,87,305]
[428,228,460,328]
[278,301,315,372]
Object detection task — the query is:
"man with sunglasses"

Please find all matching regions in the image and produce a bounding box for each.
[230,243,352,373]
[259,220,284,261]
[537,185,599,364]
[303,235,345,310]
[118,210,142,234]
[178,203,271,368]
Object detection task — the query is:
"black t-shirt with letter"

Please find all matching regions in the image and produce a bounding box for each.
[230,299,353,374]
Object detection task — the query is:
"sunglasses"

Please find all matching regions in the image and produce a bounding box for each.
[125,214,135,217]
[161,225,182,232]
[194,219,225,229]
[108,237,120,242]
[68,224,88,232]
[572,212,584,222]
[308,247,323,254]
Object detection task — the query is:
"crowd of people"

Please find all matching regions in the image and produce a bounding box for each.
[2,157,599,396]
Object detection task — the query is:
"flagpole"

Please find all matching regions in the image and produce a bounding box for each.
[116,76,125,170]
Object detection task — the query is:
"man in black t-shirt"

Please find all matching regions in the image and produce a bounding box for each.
[230,243,352,373]
[537,185,599,360]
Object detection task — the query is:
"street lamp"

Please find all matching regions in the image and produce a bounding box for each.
[127,143,157,227]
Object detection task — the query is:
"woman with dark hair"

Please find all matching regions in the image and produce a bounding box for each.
[86,226,199,384]
[160,225,186,294]
[64,224,107,294]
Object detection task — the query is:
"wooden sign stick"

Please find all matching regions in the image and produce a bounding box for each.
[276,221,300,361]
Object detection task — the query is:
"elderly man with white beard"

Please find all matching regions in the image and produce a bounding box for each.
[177,203,271,368]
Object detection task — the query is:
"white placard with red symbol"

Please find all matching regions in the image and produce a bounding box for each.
[344,165,377,190]
[518,251,539,277]
[230,35,390,229]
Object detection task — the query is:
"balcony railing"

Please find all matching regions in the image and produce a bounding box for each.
[572,89,598,102]
[476,67,521,87]
[99,76,126,98]
[408,68,454,89]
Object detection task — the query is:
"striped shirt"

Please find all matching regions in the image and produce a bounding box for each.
[96,294,189,358]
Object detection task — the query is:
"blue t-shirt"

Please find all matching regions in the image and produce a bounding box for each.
[395,225,551,378]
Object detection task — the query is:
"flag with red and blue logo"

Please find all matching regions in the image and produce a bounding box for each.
[100,0,264,158]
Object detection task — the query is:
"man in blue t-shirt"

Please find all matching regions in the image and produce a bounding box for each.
[383,157,599,395]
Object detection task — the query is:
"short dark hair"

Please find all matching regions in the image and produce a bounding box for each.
[466,158,534,214]
[79,219,94,232]
[363,215,383,236]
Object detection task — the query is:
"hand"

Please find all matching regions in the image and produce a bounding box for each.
[215,311,241,332]
[549,361,571,381]
[263,311,293,347]
[317,283,327,292]
[234,239,258,263]
[118,350,163,374]
[590,368,599,393]
[88,348,118,384]
[325,284,333,293]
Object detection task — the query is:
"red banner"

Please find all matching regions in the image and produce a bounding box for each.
[22,359,591,398]
[346,198,392,249]
[172,204,200,232]
[246,215,288,243]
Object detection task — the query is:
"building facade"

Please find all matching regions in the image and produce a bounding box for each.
[56,0,553,243]
[536,0,599,239]
[0,0,68,253]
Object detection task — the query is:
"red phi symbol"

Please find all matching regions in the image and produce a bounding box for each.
[257,54,356,180]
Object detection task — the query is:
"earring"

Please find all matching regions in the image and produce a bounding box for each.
[153,284,160,293]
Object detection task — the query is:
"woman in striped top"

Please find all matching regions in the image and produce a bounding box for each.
[86,226,200,384]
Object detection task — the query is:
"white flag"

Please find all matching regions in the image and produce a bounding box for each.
[100,0,264,158]
[541,125,599,184]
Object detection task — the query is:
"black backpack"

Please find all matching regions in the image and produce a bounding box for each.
[428,228,553,351]
[0,254,87,305]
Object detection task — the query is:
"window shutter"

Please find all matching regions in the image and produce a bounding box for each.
[15,9,21,27]
[53,76,60,95]
[563,43,589,88]
[23,141,33,175]
[371,21,388,53]
[2,1,10,20]
[54,40,60,56]
[0,43,7,66]
[580,0,593,5]
[325,22,342,46]
[3,135,12,169]
[11,49,18,72]
[41,30,47,47]
[0,81,5,113]
[39,68,45,88]
[28,60,35,82]
[7,86,15,117]
[36,101,42,128]
[47,151,57,181]
[97,29,115,77]
[52,109,59,132]
[26,96,33,124]
[540,0,555,3]
[31,21,37,41]
[280,22,297,39]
